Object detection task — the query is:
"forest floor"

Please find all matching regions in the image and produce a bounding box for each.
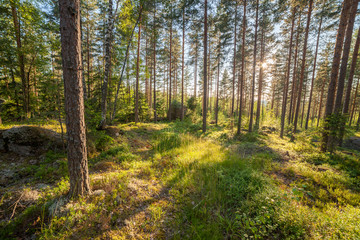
[1,120,360,239]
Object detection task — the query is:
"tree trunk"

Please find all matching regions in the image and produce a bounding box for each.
[280,8,296,137]
[111,7,142,122]
[255,28,265,129]
[153,4,157,122]
[288,16,301,125]
[291,0,313,141]
[305,16,322,130]
[181,9,185,120]
[203,0,208,133]
[248,0,259,133]
[194,42,198,98]
[321,0,352,151]
[168,17,173,121]
[134,19,141,123]
[215,60,220,125]
[10,1,29,119]
[349,78,359,126]
[232,4,238,117]
[99,0,114,129]
[59,0,90,197]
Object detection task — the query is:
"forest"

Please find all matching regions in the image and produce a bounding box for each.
[1,0,360,239]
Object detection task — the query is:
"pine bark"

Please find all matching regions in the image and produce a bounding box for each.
[255,29,265,129]
[291,0,313,141]
[280,8,296,138]
[203,0,208,133]
[305,16,322,130]
[59,0,90,197]
[181,9,185,120]
[232,4,238,117]
[134,19,141,123]
[321,0,352,151]
[99,0,114,129]
[248,0,259,132]
[153,4,157,122]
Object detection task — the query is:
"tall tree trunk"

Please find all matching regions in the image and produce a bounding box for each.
[203,0,208,133]
[255,28,265,129]
[349,78,359,126]
[248,0,259,133]
[215,60,220,125]
[344,26,360,117]
[301,77,308,128]
[153,3,157,122]
[305,16,322,130]
[280,8,296,137]
[232,4,238,117]
[329,0,358,148]
[289,16,301,124]
[194,41,198,98]
[59,0,90,197]
[10,1,28,119]
[321,0,352,151]
[134,19,141,123]
[291,0,313,141]
[181,9,185,120]
[168,18,173,121]
[111,7,142,122]
[99,0,114,129]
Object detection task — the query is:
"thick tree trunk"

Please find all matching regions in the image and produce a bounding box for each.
[305,16,322,130]
[203,0,208,133]
[59,0,90,197]
[248,0,259,133]
[134,20,141,123]
[321,0,352,151]
[291,0,313,141]
[343,26,360,116]
[99,0,114,129]
[329,1,358,148]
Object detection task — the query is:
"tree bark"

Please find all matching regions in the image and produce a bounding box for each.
[203,0,208,133]
[232,4,238,117]
[321,0,352,151]
[291,0,313,141]
[134,19,141,123]
[280,8,296,137]
[305,15,322,130]
[349,78,359,126]
[288,16,301,125]
[168,17,173,121]
[153,3,157,122]
[59,0,90,197]
[99,0,114,129]
[181,9,185,120]
[255,28,265,129]
[10,1,29,119]
[248,0,259,133]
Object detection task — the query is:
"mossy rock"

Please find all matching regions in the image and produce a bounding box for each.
[1,126,64,156]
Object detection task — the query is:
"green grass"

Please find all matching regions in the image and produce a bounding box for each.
[1,121,360,239]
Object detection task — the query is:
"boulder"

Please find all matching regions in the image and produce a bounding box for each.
[1,126,64,156]
[344,136,360,151]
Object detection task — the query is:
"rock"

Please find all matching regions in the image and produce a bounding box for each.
[104,126,124,138]
[1,126,64,156]
[92,189,105,196]
[48,197,68,217]
[343,136,360,151]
